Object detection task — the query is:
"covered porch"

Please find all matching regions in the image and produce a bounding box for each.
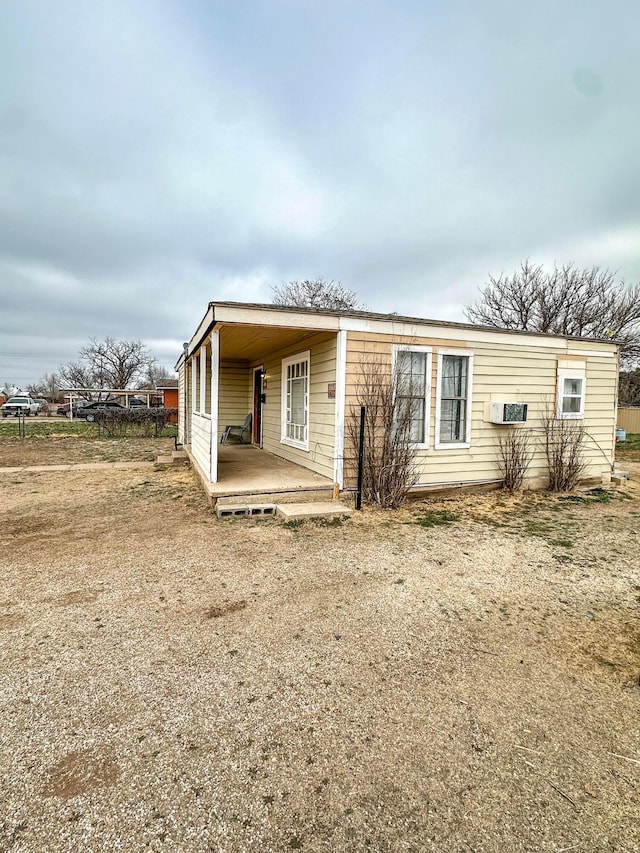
[190,443,336,506]
[180,303,348,498]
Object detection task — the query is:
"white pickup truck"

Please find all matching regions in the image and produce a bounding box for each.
[1,396,41,417]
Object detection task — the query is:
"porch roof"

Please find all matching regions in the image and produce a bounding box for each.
[183,301,620,363]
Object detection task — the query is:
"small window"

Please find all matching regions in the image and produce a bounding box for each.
[435,351,473,448]
[394,346,432,446]
[557,373,585,419]
[281,352,310,450]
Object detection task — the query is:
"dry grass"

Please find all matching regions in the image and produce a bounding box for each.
[0,434,175,467]
[0,440,639,852]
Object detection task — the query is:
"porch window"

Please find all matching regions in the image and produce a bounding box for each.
[435,351,473,448]
[281,351,310,450]
[394,346,432,446]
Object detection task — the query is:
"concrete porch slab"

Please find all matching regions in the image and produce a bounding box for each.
[186,443,336,504]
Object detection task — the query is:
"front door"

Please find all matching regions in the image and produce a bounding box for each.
[252,367,263,446]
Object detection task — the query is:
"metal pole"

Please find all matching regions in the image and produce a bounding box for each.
[355,405,365,510]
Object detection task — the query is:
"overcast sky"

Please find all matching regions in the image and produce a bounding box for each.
[1,0,639,388]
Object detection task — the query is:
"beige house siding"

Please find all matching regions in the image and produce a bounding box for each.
[260,332,337,480]
[218,361,252,442]
[344,331,617,488]
[191,412,212,476]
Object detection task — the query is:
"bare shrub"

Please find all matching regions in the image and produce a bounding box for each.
[93,408,176,438]
[496,427,534,492]
[346,355,418,508]
[543,411,586,491]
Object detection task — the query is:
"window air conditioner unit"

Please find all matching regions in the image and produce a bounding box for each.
[490,402,528,424]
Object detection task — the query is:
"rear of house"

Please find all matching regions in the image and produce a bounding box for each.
[177,302,619,500]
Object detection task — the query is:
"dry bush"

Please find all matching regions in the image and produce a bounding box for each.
[543,411,586,491]
[94,408,177,438]
[346,355,418,508]
[496,427,534,492]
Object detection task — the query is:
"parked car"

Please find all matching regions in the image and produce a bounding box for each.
[57,400,91,417]
[75,400,125,422]
[1,396,41,417]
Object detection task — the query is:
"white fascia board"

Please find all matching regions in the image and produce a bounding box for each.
[187,306,215,357]
[213,304,341,331]
[338,316,618,354]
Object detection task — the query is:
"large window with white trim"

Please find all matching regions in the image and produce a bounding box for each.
[435,351,473,447]
[394,346,432,446]
[281,351,310,450]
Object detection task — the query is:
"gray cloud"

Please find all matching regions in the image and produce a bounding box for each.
[1,0,639,387]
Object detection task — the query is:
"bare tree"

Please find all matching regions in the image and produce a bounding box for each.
[27,372,61,401]
[465,262,640,366]
[619,369,640,406]
[137,363,176,390]
[59,338,154,395]
[80,338,153,388]
[58,361,97,398]
[271,278,363,311]
[346,355,418,508]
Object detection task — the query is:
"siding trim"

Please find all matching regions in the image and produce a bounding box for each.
[392,343,433,449]
[281,350,311,452]
[333,330,347,487]
[210,330,219,483]
[191,358,197,419]
[434,350,474,450]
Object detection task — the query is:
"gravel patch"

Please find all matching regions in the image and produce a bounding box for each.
[0,458,639,852]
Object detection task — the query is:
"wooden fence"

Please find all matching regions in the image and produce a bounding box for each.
[617,408,640,433]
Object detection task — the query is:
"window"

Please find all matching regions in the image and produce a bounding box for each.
[281,351,310,450]
[393,346,432,446]
[435,351,473,448]
[557,373,585,419]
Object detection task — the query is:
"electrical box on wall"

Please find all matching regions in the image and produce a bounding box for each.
[490,402,528,424]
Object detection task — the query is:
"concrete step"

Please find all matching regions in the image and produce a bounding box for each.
[156,450,190,466]
[215,487,335,507]
[276,502,353,521]
[155,454,175,465]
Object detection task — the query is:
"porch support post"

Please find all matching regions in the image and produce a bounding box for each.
[333,329,347,489]
[198,345,206,413]
[190,356,197,420]
[209,330,220,484]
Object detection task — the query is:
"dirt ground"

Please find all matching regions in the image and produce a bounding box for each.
[0,442,639,852]
[0,434,175,467]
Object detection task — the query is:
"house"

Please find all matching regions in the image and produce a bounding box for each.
[176,302,619,503]
[156,380,178,410]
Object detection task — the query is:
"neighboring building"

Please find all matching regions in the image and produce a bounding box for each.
[156,380,178,409]
[176,302,619,500]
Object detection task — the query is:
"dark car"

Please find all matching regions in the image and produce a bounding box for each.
[57,400,91,417]
[75,400,125,422]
